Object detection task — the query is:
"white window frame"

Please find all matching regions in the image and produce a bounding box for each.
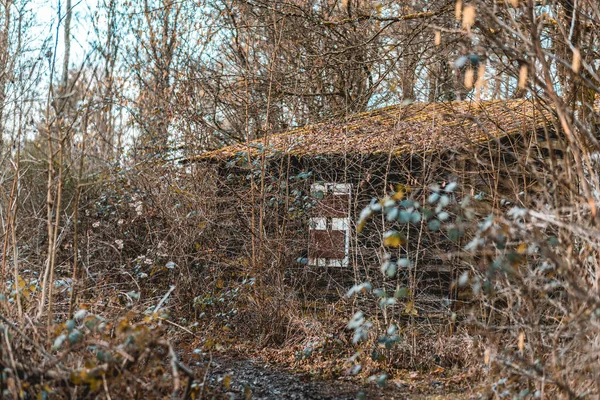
[308,183,351,267]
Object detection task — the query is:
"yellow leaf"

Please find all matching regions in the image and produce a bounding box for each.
[88,377,102,391]
[357,219,367,233]
[572,48,581,73]
[464,67,474,89]
[383,231,406,248]
[392,184,410,200]
[475,63,486,90]
[455,0,462,21]
[462,5,476,31]
[517,243,528,254]
[70,371,83,385]
[404,301,418,316]
[223,375,232,389]
[518,65,528,89]
[216,279,224,289]
[518,331,525,352]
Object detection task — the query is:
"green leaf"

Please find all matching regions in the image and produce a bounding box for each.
[127,291,140,301]
[394,286,409,298]
[347,312,365,329]
[458,271,469,287]
[68,330,83,345]
[385,263,397,278]
[96,350,112,362]
[73,308,87,321]
[357,207,373,233]
[371,350,381,361]
[445,182,458,192]
[422,208,434,220]
[400,199,414,208]
[66,320,76,332]
[397,258,410,268]
[447,226,460,242]
[428,219,441,231]
[386,208,399,222]
[52,334,67,351]
[398,210,411,224]
[439,195,450,207]
[346,282,372,297]
[410,211,421,223]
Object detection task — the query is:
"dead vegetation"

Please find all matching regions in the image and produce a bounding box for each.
[2,0,600,399]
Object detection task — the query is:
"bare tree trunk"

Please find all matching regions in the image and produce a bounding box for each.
[0,1,11,146]
[38,0,72,322]
[133,0,181,158]
[46,0,71,324]
[61,0,71,88]
[67,109,88,318]
[101,0,118,160]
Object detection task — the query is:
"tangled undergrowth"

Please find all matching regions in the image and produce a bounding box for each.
[1,163,485,399]
[3,153,600,399]
[0,309,208,398]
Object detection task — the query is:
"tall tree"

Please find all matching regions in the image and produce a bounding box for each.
[0,1,11,146]
[128,0,182,159]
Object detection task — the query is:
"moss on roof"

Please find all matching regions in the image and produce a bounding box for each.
[191,99,551,161]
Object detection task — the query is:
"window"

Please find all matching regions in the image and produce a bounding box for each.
[308,183,351,267]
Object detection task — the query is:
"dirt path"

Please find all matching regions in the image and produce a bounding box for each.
[199,355,473,400]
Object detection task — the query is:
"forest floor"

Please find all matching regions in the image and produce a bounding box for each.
[172,309,485,399]
[181,350,481,399]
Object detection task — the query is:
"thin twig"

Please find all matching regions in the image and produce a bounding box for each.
[154,285,176,314]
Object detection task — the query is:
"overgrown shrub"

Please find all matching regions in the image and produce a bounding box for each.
[346,180,600,397]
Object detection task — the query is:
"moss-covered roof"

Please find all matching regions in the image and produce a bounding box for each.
[190,99,551,161]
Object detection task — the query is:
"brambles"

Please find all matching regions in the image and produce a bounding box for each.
[348,179,600,397]
[2,0,600,398]
[1,310,201,398]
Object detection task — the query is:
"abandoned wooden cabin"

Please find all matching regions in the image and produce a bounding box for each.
[189,98,555,315]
